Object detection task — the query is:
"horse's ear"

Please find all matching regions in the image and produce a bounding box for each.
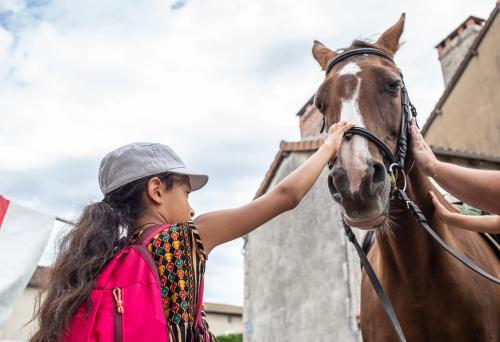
[312,40,337,71]
[375,13,405,55]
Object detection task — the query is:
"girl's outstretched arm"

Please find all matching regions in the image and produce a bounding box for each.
[195,121,354,255]
[429,191,500,234]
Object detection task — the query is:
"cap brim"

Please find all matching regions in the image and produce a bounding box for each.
[170,168,209,191]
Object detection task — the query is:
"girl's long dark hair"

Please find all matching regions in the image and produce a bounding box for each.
[29,172,188,342]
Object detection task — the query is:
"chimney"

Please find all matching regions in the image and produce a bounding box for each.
[435,16,485,87]
[297,96,324,139]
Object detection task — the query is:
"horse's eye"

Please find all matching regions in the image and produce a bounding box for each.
[386,79,402,93]
[314,98,325,113]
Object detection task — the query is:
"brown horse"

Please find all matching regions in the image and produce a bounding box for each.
[312,15,500,342]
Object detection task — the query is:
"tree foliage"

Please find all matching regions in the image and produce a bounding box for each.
[216,333,243,342]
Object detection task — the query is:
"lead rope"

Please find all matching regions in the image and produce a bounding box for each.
[341,218,407,342]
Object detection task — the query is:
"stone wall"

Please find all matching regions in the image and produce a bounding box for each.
[244,152,362,342]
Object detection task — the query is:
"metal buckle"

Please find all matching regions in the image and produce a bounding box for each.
[405,200,414,209]
[389,163,407,192]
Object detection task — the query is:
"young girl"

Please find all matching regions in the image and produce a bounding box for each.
[29,121,355,342]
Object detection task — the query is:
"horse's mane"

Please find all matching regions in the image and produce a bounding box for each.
[351,39,376,49]
[333,40,376,54]
[350,38,405,55]
[334,39,378,54]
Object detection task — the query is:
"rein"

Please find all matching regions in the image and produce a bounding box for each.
[322,48,500,342]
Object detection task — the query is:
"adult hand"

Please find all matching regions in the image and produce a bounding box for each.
[410,118,439,177]
[323,121,356,160]
[429,190,455,223]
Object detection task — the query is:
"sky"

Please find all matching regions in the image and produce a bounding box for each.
[0,0,495,306]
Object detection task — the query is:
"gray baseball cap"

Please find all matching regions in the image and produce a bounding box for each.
[98,142,208,196]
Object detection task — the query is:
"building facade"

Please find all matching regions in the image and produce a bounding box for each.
[423,4,500,167]
[243,135,363,341]
[0,267,48,341]
[204,303,243,337]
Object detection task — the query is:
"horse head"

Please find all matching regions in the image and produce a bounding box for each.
[312,15,406,230]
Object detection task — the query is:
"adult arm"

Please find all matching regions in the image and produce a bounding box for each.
[195,121,355,255]
[410,118,500,215]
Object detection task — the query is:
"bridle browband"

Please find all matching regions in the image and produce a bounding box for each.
[325,47,394,75]
[321,48,500,342]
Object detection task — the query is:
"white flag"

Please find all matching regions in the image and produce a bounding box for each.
[0,195,55,329]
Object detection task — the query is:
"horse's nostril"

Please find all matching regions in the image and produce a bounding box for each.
[328,181,343,203]
[328,168,347,204]
[373,162,386,184]
[333,192,342,203]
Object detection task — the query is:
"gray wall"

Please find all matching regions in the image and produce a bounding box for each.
[244,151,362,342]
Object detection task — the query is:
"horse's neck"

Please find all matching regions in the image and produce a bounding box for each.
[375,167,452,280]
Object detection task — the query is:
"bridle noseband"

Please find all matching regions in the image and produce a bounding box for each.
[321,47,500,342]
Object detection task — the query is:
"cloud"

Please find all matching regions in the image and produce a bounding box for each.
[0,26,13,54]
[171,0,187,11]
[0,0,25,13]
[0,0,495,306]
[0,156,100,217]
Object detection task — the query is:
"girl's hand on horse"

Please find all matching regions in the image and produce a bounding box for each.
[410,118,439,177]
[429,190,454,222]
[323,121,356,159]
[429,190,500,233]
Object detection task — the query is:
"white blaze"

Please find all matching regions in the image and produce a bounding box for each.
[338,61,361,77]
[337,62,370,193]
[338,62,364,127]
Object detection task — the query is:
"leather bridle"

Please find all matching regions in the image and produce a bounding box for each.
[321,48,416,179]
[321,48,500,342]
